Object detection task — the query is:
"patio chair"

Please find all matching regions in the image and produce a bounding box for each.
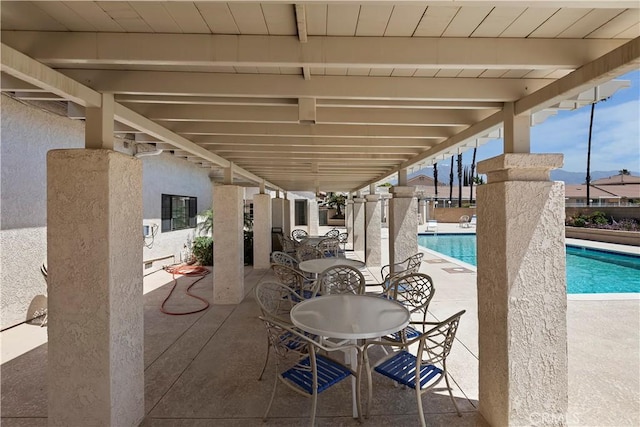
[296,244,325,262]
[338,232,349,253]
[459,215,470,228]
[291,229,309,242]
[271,251,299,270]
[469,214,477,227]
[259,316,363,424]
[278,234,299,255]
[315,264,366,297]
[324,228,340,238]
[270,264,315,300]
[382,272,436,342]
[363,310,466,426]
[426,219,438,233]
[371,252,424,295]
[254,281,304,381]
[316,237,341,258]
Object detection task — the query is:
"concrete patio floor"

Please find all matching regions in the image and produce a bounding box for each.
[1,224,638,426]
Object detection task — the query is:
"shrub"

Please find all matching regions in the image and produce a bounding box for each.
[572,217,586,227]
[191,236,213,266]
[589,211,609,225]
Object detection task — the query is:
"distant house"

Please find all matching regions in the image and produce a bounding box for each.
[564,174,640,206]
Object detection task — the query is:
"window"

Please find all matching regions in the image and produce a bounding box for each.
[161,194,197,232]
[295,199,308,226]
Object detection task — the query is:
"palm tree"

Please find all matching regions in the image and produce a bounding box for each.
[326,192,346,218]
[457,153,463,207]
[448,155,454,204]
[586,103,595,206]
[469,147,477,204]
[433,163,439,200]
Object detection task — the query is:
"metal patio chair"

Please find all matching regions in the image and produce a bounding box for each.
[363,310,466,426]
[296,244,325,262]
[259,316,363,425]
[316,237,340,258]
[254,281,305,381]
[314,264,366,297]
[324,228,340,238]
[291,229,309,242]
[271,251,299,270]
[270,263,315,300]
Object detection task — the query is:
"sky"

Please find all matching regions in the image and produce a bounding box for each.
[425,70,640,174]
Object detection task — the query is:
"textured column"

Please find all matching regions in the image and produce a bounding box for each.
[48,149,143,427]
[352,197,366,258]
[418,199,427,225]
[272,197,284,229]
[308,199,319,235]
[388,186,418,271]
[345,198,354,249]
[477,154,567,426]
[253,193,272,269]
[213,185,244,304]
[365,194,381,267]
[283,198,292,237]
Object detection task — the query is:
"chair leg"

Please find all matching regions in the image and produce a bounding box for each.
[416,388,427,427]
[444,372,462,416]
[364,351,373,419]
[263,369,279,422]
[310,390,318,427]
[257,337,270,381]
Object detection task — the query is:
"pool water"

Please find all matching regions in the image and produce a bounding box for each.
[418,234,640,294]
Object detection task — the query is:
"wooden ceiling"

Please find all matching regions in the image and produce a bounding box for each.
[1,1,639,191]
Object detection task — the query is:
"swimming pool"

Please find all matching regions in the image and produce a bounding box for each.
[418,234,640,294]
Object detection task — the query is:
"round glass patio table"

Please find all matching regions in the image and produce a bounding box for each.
[298,258,365,275]
[290,294,410,418]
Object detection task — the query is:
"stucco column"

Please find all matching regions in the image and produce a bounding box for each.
[213,184,244,304]
[476,153,567,426]
[272,197,284,230]
[253,193,272,269]
[308,199,319,235]
[345,198,354,249]
[48,149,144,427]
[388,186,418,272]
[365,194,381,267]
[283,197,291,237]
[352,197,366,258]
[418,199,427,225]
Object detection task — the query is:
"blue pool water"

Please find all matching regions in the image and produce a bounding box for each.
[418,234,640,294]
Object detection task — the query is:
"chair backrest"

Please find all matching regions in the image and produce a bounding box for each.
[271,251,298,269]
[338,232,348,244]
[254,281,301,322]
[316,237,340,257]
[291,229,309,242]
[270,264,306,294]
[406,252,424,271]
[387,272,436,325]
[417,310,465,366]
[278,234,298,253]
[316,265,366,296]
[296,244,325,262]
[324,229,340,238]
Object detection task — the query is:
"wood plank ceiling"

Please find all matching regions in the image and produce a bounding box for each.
[1,1,639,191]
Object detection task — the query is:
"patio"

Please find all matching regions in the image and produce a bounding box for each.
[2,226,638,426]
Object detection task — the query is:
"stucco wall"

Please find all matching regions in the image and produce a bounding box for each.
[0,95,212,329]
[140,153,212,273]
[1,96,84,329]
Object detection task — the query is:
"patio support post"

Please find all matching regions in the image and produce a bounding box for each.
[352,196,366,259]
[365,192,381,267]
[345,195,354,249]
[47,149,143,427]
[388,186,418,274]
[213,183,245,303]
[476,153,567,426]
[253,193,272,269]
[419,199,427,225]
[308,198,319,235]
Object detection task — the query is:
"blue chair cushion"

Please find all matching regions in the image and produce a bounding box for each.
[374,351,442,390]
[387,325,420,341]
[281,355,352,394]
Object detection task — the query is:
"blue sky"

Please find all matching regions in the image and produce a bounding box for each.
[431,70,640,173]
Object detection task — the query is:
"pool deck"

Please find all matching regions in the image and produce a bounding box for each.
[1,223,638,426]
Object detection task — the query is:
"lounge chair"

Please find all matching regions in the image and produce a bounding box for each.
[459,215,470,228]
[426,219,438,233]
[469,214,477,227]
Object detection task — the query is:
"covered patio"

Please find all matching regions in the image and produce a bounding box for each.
[1,1,639,426]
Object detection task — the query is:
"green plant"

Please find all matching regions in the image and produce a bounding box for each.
[197,209,213,235]
[326,192,346,218]
[589,211,609,225]
[191,236,213,266]
[572,217,586,227]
